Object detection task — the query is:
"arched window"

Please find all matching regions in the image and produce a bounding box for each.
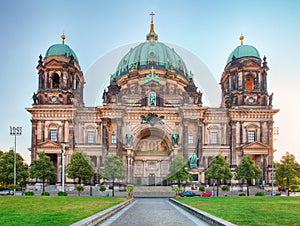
[246,75,254,90]
[148,91,156,106]
[52,73,60,88]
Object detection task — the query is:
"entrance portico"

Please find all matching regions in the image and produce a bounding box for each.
[124,126,175,185]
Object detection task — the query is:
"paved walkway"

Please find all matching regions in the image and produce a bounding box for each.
[99,198,209,226]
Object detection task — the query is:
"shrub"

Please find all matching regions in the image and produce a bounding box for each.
[76,185,84,196]
[239,193,246,196]
[25,191,34,196]
[126,185,134,197]
[290,185,299,193]
[99,185,106,192]
[221,185,230,192]
[0,185,6,191]
[255,192,265,196]
[7,184,17,191]
[58,191,68,196]
[172,186,183,196]
[41,192,50,196]
[199,186,205,192]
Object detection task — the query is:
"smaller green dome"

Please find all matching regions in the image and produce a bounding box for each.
[45,43,78,61]
[227,44,260,64]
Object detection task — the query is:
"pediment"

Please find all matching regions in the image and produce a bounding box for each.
[241,141,270,155]
[243,59,261,67]
[45,59,63,67]
[143,80,162,87]
[36,140,62,149]
[243,141,269,150]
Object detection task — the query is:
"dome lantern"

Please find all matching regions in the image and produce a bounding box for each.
[45,34,78,61]
[226,35,260,64]
[146,12,158,42]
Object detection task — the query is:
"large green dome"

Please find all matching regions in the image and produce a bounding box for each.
[114,41,189,80]
[45,42,78,61]
[227,44,260,64]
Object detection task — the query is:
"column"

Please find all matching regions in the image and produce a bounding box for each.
[230,121,237,166]
[196,119,203,167]
[64,121,69,143]
[116,119,123,157]
[102,119,108,156]
[182,118,189,160]
[126,148,133,184]
[31,120,37,160]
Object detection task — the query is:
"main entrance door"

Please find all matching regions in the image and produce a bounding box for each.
[148,173,155,186]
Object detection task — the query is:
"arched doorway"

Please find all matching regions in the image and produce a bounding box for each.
[130,127,173,185]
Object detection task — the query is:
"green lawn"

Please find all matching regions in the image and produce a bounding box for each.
[178,196,300,226]
[0,196,127,226]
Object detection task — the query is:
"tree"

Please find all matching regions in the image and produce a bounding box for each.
[205,154,232,196]
[0,150,28,187]
[275,152,300,196]
[166,155,191,188]
[100,154,126,197]
[66,151,94,185]
[30,152,56,192]
[236,155,262,196]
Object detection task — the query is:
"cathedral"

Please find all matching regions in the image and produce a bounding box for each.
[26,14,278,186]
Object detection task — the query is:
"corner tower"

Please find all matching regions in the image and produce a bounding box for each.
[34,34,84,107]
[220,35,279,183]
[221,35,270,108]
[27,35,84,184]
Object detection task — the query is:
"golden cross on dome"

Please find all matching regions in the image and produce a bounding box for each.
[150,12,155,23]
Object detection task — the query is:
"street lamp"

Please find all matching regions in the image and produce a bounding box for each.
[61,143,65,192]
[10,126,22,196]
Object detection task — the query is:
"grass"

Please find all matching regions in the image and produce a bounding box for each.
[0,196,127,225]
[178,196,300,226]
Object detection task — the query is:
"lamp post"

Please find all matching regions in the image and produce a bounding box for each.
[10,126,22,196]
[61,143,65,192]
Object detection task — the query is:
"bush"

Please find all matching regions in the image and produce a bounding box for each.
[199,186,205,192]
[25,191,34,196]
[57,191,68,196]
[239,193,246,196]
[172,186,183,196]
[7,184,17,191]
[255,192,265,196]
[0,185,6,191]
[76,185,84,196]
[126,185,134,197]
[221,185,230,192]
[99,185,106,192]
[41,192,50,196]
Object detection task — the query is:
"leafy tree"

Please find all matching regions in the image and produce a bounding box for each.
[205,154,232,196]
[166,155,191,187]
[236,155,262,196]
[275,152,300,196]
[0,150,28,187]
[30,152,56,192]
[100,154,126,197]
[66,151,94,185]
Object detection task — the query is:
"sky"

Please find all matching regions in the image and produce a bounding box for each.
[0,0,299,163]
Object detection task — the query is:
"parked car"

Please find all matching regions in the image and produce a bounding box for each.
[201,191,212,197]
[179,191,200,197]
[0,190,13,196]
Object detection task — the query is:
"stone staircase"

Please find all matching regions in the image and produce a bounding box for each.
[133,186,174,197]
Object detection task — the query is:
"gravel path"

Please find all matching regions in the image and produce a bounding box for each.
[100,198,209,226]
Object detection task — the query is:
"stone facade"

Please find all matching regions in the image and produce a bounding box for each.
[26,16,278,186]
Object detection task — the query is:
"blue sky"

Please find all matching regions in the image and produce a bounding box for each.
[0,0,299,163]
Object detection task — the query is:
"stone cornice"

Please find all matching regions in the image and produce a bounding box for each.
[228,108,279,120]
